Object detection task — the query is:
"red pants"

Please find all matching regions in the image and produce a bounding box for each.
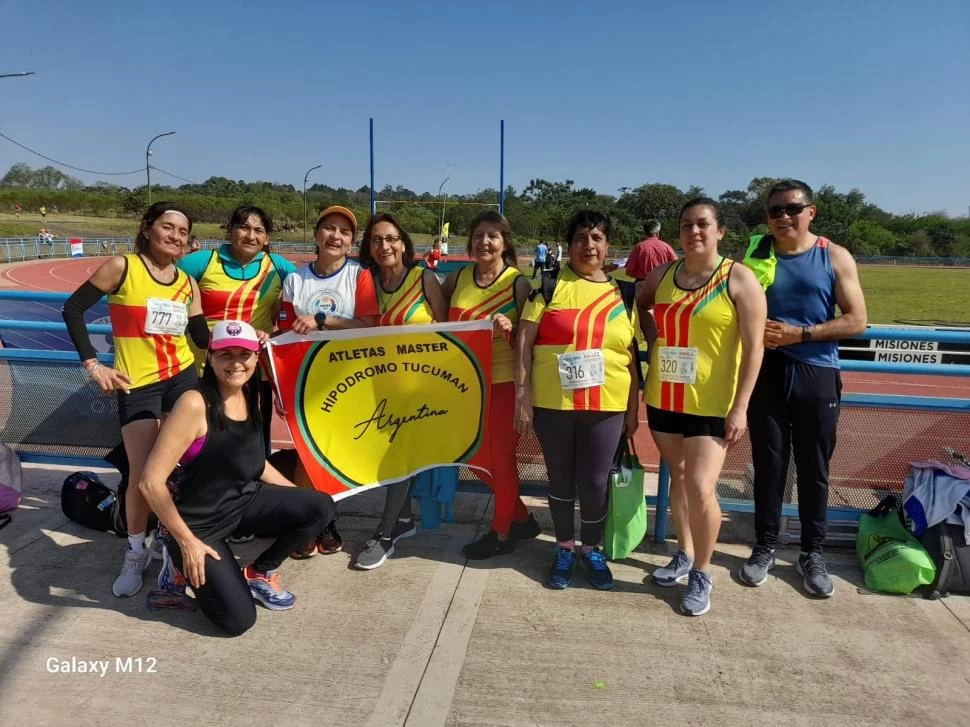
[477,382,528,535]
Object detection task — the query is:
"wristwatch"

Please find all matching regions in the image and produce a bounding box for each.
[314,312,327,331]
[801,326,812,342]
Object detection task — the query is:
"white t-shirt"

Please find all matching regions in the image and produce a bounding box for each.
[279,260,375,321]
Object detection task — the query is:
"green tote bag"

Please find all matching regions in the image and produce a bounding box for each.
[604,439,648,561]
[857,495,936,594]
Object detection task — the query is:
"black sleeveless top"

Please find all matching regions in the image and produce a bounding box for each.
[176,406,265,538]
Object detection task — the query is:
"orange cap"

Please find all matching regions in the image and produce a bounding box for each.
[316,206,358,237]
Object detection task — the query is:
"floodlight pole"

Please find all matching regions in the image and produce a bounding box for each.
[303,164,322,243]
[438,177,450,239]
[499,120,505,215]
[145,131,175,205]
[369,118,376,215]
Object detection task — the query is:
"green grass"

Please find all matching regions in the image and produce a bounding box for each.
[858,266,970,326]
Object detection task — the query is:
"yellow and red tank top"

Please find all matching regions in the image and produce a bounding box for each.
[108,254,195,390]
[376,266,434,326]
[195,249,283,334]
[645,257,740,417]
[521,266,634,412]
[448,265,522,384]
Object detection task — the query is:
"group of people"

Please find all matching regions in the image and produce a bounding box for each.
[60,177,867,635]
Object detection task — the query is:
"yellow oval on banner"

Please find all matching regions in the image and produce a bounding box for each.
[295,331,485,487]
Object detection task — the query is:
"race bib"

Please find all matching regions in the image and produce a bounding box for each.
[144,298,188,336]
[558,349,606,390]
[658,346,698,384]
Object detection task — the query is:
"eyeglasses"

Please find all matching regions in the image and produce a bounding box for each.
[767,203,813,219]
[370,235,402,245]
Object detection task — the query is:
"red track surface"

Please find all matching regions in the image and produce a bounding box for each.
[5,257,967,488]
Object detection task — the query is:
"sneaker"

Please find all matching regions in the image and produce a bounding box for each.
[316,522,343,555]
[244,565,296,610]
[796,552,835,598]
[156,544,187,595]
[289,539,317,560]
[509,514,541,541]
[738,545,776,587]
[581,548,614,591]
[354,533,395,570]
[228,534,255,544]
[463,531,514,560]
[112,546,152,598]
[149,530,164,561]
[547,547,576,590]
[681,569,713,616]
[390,517,417,543]
[652,549,693,587]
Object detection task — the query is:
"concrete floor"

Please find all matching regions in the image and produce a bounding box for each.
[1,463,968,727]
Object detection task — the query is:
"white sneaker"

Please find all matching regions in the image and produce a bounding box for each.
[113,546,151,597]
[149,531,164,561]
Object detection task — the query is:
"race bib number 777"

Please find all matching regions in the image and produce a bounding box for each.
[144,298,188,336]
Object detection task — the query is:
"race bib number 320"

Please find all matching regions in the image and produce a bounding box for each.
[144,298,188,336]
[558,349,606,390]
[658,346,698,384]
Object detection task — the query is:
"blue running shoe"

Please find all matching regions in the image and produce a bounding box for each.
[244,565,296,610]
[652,549,693,587]
[681,569,713,616]
[581,548,614,591]
[548,547,576,590]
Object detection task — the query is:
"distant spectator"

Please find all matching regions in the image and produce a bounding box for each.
[620,219,677,310]
[14,204,21,218]
[188,236,201,253]
[532,240,548,279]
[424,239,442,271]
[39,205,47,221]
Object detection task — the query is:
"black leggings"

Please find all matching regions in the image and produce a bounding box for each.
[169,484,335,636]
[532,408,625,546]
[748,351,841,553]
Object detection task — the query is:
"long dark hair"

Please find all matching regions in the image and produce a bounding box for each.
[198,359,262,432]
[357,213,417,271]
[135,201,193,253]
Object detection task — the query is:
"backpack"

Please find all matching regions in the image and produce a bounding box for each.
[0,444,22,530]
[919,522,970,598]
[61,471,119,533]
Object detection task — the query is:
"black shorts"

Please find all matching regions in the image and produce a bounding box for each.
[646,405,725,439]
[117,367,198,426]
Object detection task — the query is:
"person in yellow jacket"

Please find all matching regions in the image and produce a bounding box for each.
[637,197,766,617]
[62,202,209,598]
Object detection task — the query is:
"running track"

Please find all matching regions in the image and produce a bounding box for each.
[4,257,968,491]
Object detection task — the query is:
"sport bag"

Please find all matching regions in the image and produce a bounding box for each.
[61,471,118,533]
[0,444,22,530]
[919,522,970,598]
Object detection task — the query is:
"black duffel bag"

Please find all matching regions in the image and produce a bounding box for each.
[919,522,970,598]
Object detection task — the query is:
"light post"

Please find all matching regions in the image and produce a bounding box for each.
[438,176,450,243]
[303,164,323,243]
[145,132,175,205]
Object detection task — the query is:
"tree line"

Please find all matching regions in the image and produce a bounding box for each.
[1,163,967,257]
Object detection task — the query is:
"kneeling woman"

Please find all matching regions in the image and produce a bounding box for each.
[137,320,336,636]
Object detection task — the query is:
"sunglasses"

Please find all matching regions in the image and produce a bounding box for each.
[767,203,813,219]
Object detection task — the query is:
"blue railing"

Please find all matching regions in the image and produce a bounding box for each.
[1,291,968,545]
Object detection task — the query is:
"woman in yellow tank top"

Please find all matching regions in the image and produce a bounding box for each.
[443,211,540,559]
[637,197,766,617]
[351,213,449,569]
[62,202,208,598]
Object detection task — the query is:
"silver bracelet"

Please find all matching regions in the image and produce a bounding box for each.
[85,362,102,377]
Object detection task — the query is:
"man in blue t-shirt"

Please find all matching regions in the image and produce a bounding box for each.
[738,179,867,599]
[532,241,548,280]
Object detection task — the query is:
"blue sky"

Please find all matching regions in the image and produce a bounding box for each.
[1,0,967,215]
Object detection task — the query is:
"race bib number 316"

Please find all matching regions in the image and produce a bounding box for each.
[658,346,698,384]
[558,349,606,390]
[144,298,188,336]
